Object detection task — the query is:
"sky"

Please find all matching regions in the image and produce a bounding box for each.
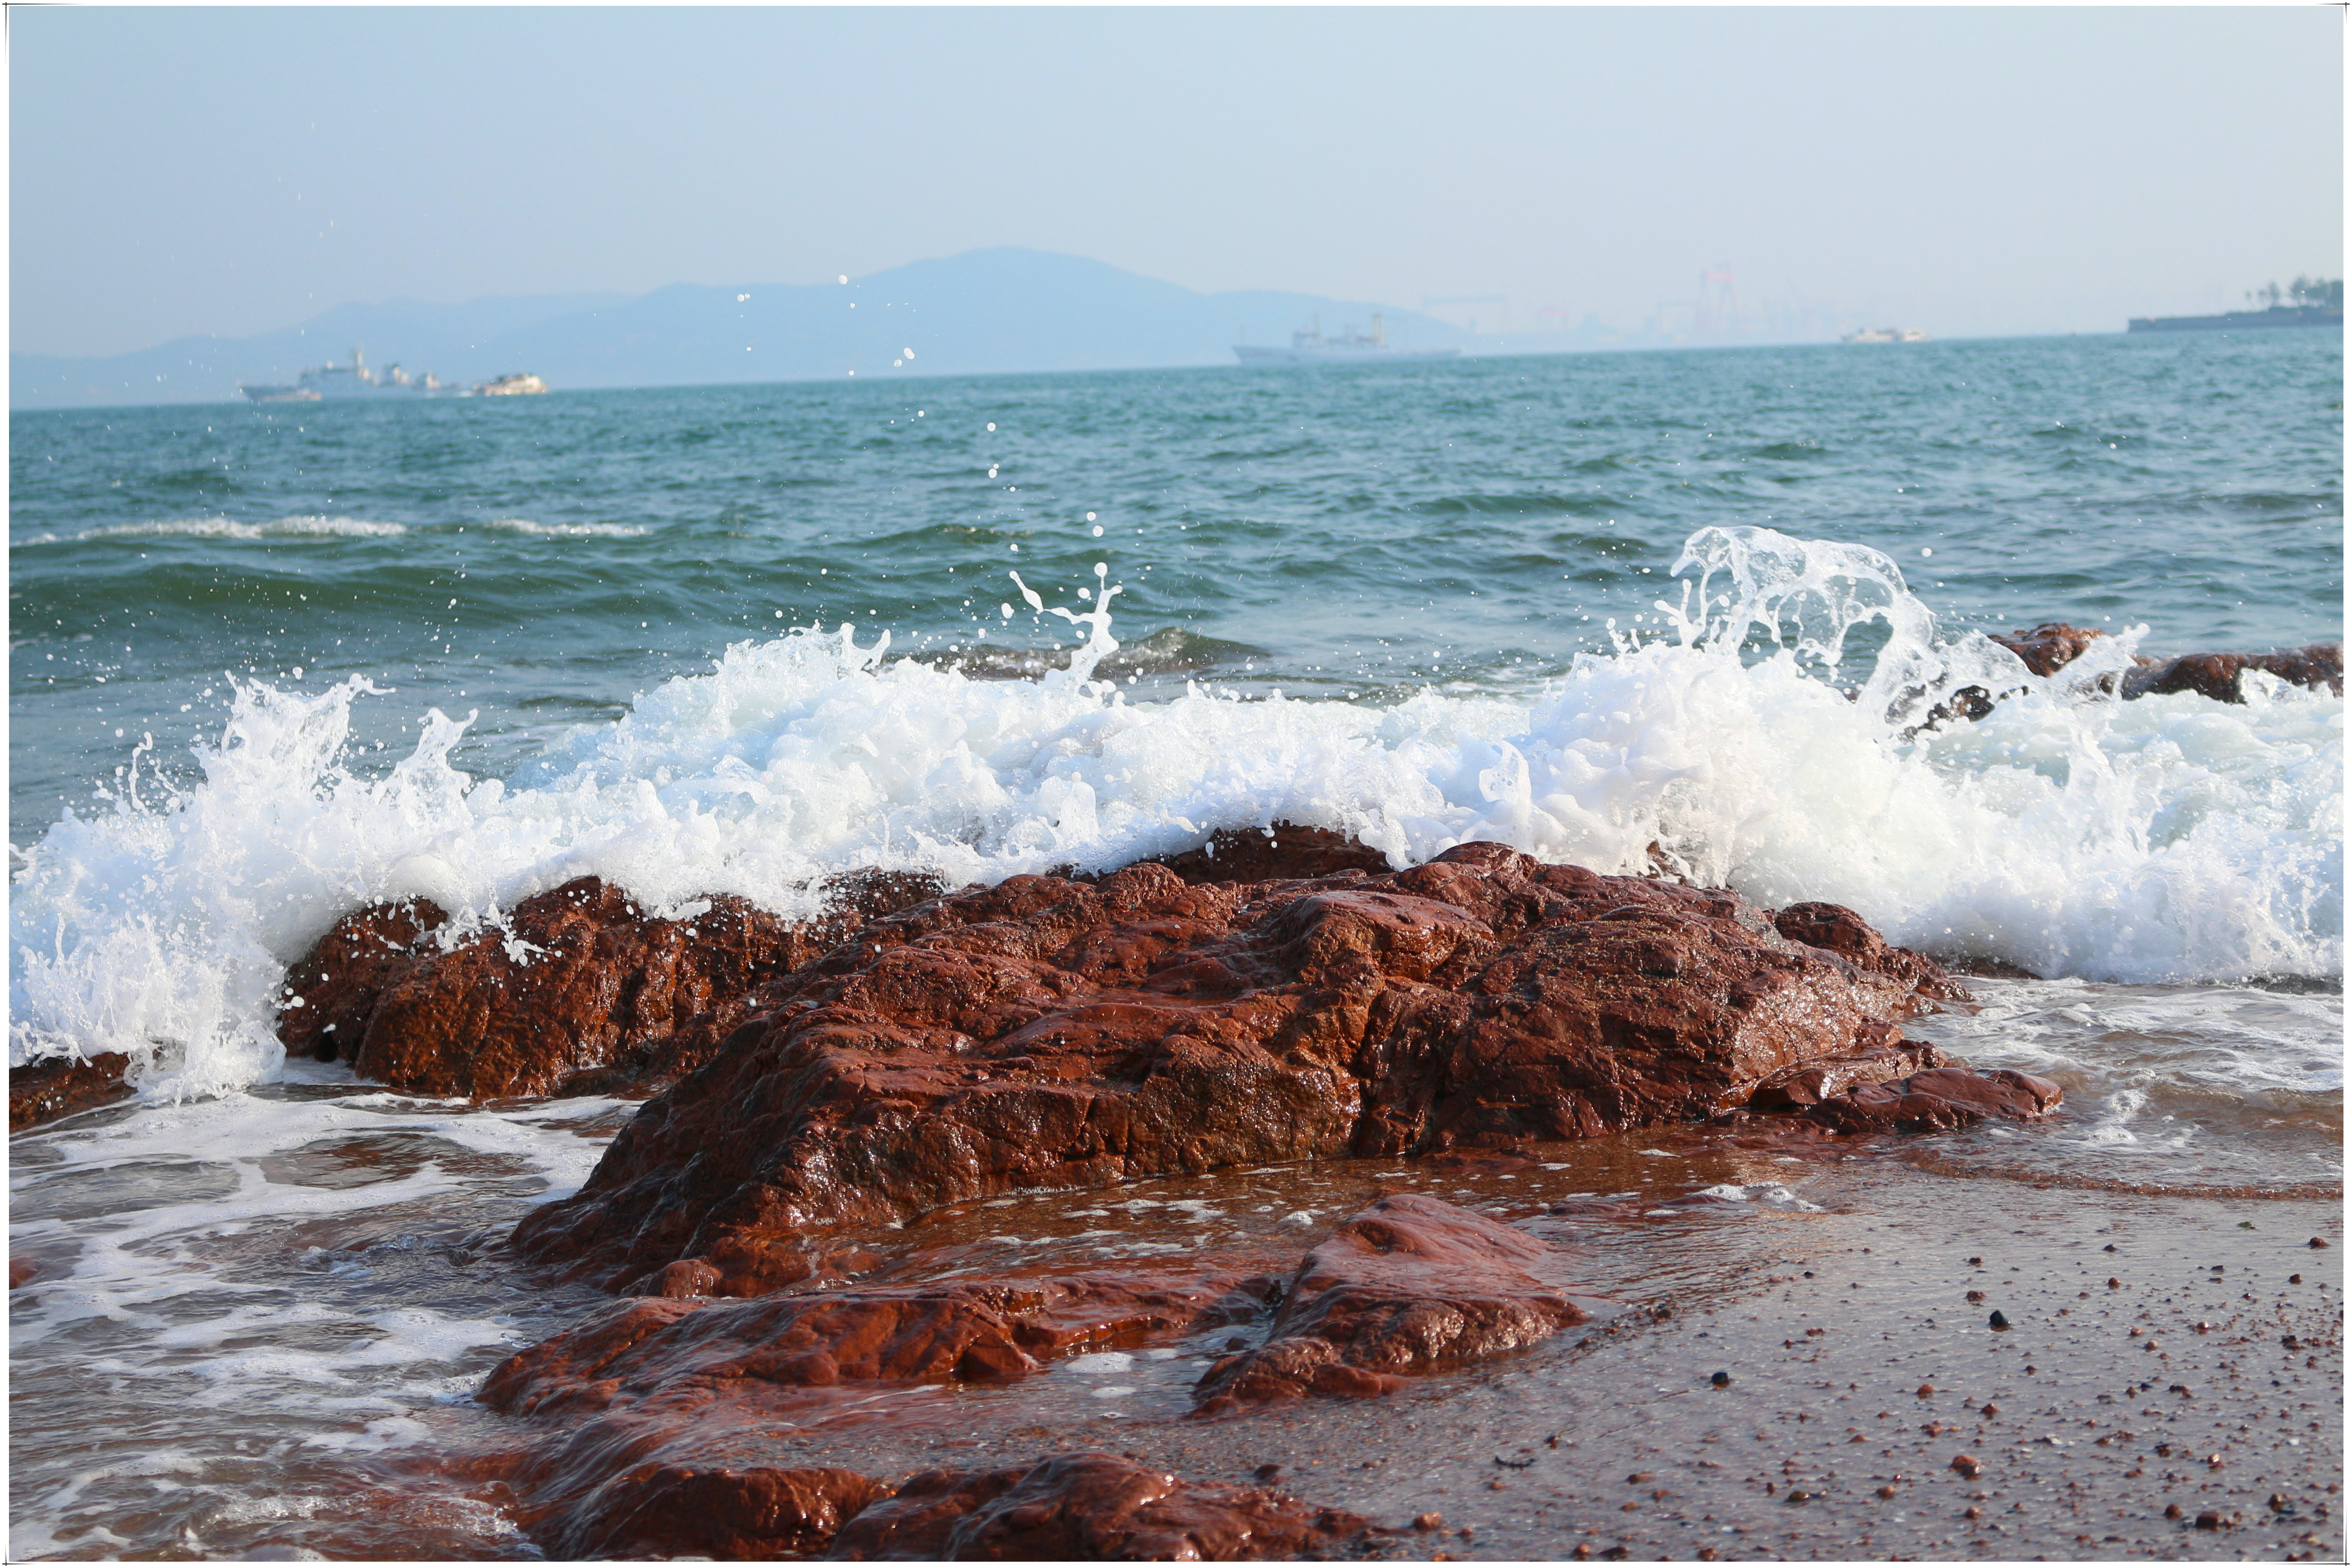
[9,6,2343,358]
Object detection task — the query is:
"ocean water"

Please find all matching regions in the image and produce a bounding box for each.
[9,330,2343,1558]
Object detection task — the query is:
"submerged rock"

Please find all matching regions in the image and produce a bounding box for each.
[828,1451,1371,1561]
[9,1051,133,1133]
[280,870,948,1100]
[1192,1193,1586,1414]
[513,843,1963,1296]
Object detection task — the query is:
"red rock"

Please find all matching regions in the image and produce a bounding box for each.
[482,1270,1242,1414]
[1140,822,1395,886]
[544,1463,889,1561]
[283,870,948,1100]
[514,845,1961,1294]
[8,1258,36,1289]
[276,897,448,1062]
[1801,1066,2063,1135]
[828,1451,1370,1560]
[9,1051,133,1133]
[1772,902,1971,1006]
[1192,1193,1585,1414]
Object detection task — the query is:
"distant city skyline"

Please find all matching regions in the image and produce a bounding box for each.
[11,7,2342,359]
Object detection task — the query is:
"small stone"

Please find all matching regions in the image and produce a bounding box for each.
[1951,1453,1981,1478]
[1917,1383,1936,1397]
[1627,1472,1653,1484]
[2107,1277,2120,1288]
[1253,1464,1283,1482]
[1988,1310,2010,1329]
[1413,1513,1443,1532]
[2195,1511,2222,1530]
[2164,1504,2183,1520]
[1710,1371,1731,1387]
[2310,1237,2329,1249]
[2270,1494,2292,1512]
[2103,1243,2117,1252]
[1488,1480,1506,1491]
[1967,1256,1983,1266]
[1785,1490,1812,1504]
[1981,1403,1999,1418]
[1876,1485,1897,1499]
[1966,1289,1985,1302]
[2290,1273,2304,1284]
[1964,1506,1982,1521]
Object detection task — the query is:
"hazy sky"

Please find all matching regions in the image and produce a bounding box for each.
[11,6,2342,357]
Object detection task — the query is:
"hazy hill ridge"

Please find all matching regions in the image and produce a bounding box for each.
[10,249,1468,410]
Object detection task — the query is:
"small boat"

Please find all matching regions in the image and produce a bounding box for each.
[1840,327,1930,344]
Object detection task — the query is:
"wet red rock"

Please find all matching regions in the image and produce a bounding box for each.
[1192,1193,1585,1414]
[9,1051,133,1133]
[544,1462,889,1561]
[281,871,947,1099]
[1139,822,1395,886]
[482,1270,1244,1414]
[829,1451,1371,1560]
[9,1258,37,1290]
[1801,1066,2063,1135]
[513,843,1962,1295]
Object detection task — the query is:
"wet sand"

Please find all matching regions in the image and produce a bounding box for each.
[493,1135,2341,1563]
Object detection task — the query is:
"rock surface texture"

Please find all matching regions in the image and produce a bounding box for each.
[1989,621,2342,703]
[9,1052,133,1133]
[1192,1192,1586,1414]
[548,1463,890,1561]
[512,843,1977,1296]
[827,1451,1371,1561]
[482,1270,1248,1410]
[276,872,945,1100]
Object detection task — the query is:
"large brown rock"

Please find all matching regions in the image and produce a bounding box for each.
[513,843,1961,1295]
[1990,622,2112,678]
[1192,1193,1585,1414]
[280,871,948,1099]
[827,1451,1371,1561]
[9,1051,132,1133]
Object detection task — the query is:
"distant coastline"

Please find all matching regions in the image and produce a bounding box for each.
[2128,303,2343,333]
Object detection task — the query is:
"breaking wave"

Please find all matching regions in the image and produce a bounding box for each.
[10,528,2339,1101]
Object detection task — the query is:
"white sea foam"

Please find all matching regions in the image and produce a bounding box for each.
[480,517,649,538]
[74,515,408,541]
[9,528,2340,1098]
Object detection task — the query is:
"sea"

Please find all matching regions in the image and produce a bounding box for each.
[9,329,2343,1558]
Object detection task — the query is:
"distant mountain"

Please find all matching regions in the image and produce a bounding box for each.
[10,249,1472,410]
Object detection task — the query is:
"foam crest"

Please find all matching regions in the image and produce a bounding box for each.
[74,515,408,541]
[10,529,2339,1098]
[480,517,650,538]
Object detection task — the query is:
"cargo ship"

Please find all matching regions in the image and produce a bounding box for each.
[1233,314,1459,365]
[240,347,547,402]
